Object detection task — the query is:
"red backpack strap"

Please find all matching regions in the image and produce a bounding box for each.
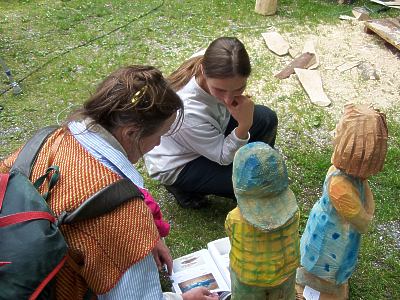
[0,211,56,228]
[29,256,68,300]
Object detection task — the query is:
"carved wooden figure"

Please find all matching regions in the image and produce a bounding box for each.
[296,104,388,299]
[225,142,300,300]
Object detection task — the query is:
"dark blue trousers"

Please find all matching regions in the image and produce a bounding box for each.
[172,105,278,199]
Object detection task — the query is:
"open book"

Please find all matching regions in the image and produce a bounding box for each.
[170,237,231,298]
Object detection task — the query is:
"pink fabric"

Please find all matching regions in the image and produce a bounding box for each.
[140,188,170,237]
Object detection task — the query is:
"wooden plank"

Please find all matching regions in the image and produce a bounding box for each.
[294,68,331,107]
[364,18,400,50]
[336,61,362,72]
[261,32,290,56]
[339,15,357,20]
[275,52,315,79]
[370,0,400,7]
[302,40,319,69]
[352,7,371,21]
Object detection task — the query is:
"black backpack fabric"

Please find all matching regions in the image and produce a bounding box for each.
[0,126,143,299]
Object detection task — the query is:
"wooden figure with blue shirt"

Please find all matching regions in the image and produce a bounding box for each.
[225,142,300,299]
[296,104,388,299]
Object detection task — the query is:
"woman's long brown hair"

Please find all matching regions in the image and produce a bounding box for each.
[168,37,251,91]
[68,65,184,150]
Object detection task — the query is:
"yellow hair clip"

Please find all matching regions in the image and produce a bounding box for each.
[131,85,148,105]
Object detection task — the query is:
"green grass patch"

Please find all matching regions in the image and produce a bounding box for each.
[1,1,399,298]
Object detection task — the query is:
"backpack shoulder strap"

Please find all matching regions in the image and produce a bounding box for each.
[10,126,59,177]
[59,178,144,224]
[9,126,144,224]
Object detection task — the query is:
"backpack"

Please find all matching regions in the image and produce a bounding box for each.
[0,126,144,300]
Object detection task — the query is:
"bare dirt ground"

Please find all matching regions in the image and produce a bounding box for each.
[247,20,399,122]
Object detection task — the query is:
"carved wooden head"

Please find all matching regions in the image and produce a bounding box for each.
[332,103,388,179]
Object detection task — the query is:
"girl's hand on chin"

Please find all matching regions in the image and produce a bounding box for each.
[227,95,254,136]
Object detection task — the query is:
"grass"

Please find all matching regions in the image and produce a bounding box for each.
[1,0,399,298]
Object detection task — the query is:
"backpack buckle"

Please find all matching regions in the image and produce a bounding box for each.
[56,211,68,226]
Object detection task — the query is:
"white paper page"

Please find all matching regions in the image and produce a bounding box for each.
[171,249,229,294]
[207,237,231,289]
[303,285,320,300]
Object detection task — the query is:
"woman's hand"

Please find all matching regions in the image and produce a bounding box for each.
[226,95,254,139]
[182,287,219,300]
[152,239,173,275]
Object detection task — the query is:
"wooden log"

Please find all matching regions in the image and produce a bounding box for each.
[255,0,277,16]
[275,52,315,79]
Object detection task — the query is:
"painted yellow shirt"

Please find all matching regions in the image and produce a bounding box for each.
[225,207,300,287]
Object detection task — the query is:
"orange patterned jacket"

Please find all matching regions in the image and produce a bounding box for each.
[0,128,160,299]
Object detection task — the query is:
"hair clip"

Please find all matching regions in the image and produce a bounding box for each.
[131,85,148,105]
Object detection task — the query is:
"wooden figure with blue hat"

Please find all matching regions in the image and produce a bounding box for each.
[225,142,300,299]
[296,103,388,300]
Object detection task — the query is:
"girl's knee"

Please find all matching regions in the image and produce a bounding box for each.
[254,105,278,127]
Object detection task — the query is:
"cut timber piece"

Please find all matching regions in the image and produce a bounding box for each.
[302,40,319,69]
[288,48,300,58]
[275,52,316,79]
[352,7,371,21]
[261,32,290,56]
[370,0,400,8]
[336,61,362,72]
[294,68,331,107]
[364,18,400,50]
[255,0,277,16]
[339,15,357,20]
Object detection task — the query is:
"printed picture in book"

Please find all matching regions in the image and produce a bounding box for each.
[179,273,218,293]
[170,237,231,294]
[174,253,206,272]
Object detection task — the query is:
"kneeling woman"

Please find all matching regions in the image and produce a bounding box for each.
[145,37,278,208]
